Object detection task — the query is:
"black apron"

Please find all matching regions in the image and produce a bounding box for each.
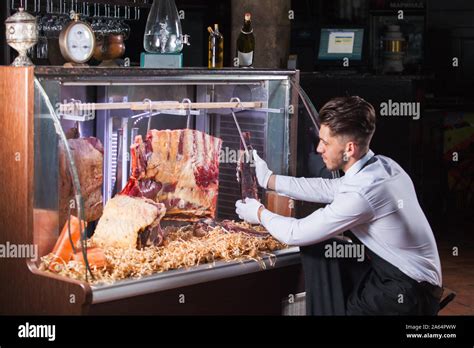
[300,238,442,315]
[300,156,442,315]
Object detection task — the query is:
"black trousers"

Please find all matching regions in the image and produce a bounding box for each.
[300,238,442,315]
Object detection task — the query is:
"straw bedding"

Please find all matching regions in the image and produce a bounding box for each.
[39,221,286,284]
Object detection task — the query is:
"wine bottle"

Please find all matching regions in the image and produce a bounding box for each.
[236,13,255,68]
[208,24,224,68]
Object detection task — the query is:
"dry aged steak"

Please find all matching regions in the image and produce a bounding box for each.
[189,218,269,238]
[237,132,258,200]
[93,195,167,249]
[121,129,223,221]
[59,137,104,223]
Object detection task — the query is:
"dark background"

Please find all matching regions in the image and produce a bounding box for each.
[1,0,473,238]
[0,0,233,68]
[289,0,474,239]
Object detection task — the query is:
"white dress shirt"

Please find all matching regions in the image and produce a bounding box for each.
[260,150,442,287]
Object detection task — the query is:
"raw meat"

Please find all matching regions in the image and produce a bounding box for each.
[59,137,104,223]
[122,129,222,221]
[93,195,166,249]
[237,132,258,200]
[190,218,269,238]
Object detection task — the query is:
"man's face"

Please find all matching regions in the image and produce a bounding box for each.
[316,125,346,171]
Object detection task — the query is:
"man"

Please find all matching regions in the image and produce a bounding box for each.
[235,96,442,315]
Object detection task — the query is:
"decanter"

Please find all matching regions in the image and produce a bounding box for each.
[144,0,185,54]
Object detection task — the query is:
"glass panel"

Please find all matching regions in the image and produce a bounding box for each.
[33,78,86,267]
[267,79,290,176]
[32,75,293,277]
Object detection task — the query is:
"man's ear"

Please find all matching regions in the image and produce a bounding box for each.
[345,141,356,157]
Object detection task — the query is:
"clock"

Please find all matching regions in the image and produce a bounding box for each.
[59,14,95,66]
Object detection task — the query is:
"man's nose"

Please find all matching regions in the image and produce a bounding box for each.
[316,141,324,154]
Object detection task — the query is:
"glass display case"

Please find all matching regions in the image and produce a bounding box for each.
[0,66,303,314]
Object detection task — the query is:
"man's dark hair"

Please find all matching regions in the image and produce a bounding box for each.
[319,96,376,149]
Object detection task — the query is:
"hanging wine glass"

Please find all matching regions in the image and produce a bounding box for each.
[120,21,130,39]
[143,0,183,53]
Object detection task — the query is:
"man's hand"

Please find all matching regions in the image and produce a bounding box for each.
[235,198,264,224]
[253,150,273,189]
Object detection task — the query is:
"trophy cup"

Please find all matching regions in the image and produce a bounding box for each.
[5,8,38,67]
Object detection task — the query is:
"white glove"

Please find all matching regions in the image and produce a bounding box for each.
[235,198,263,224]
[253,150,273,189]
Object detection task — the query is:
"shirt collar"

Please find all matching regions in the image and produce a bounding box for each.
[343,149,375,178]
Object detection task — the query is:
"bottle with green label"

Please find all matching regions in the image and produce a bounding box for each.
[236,13,255,67]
